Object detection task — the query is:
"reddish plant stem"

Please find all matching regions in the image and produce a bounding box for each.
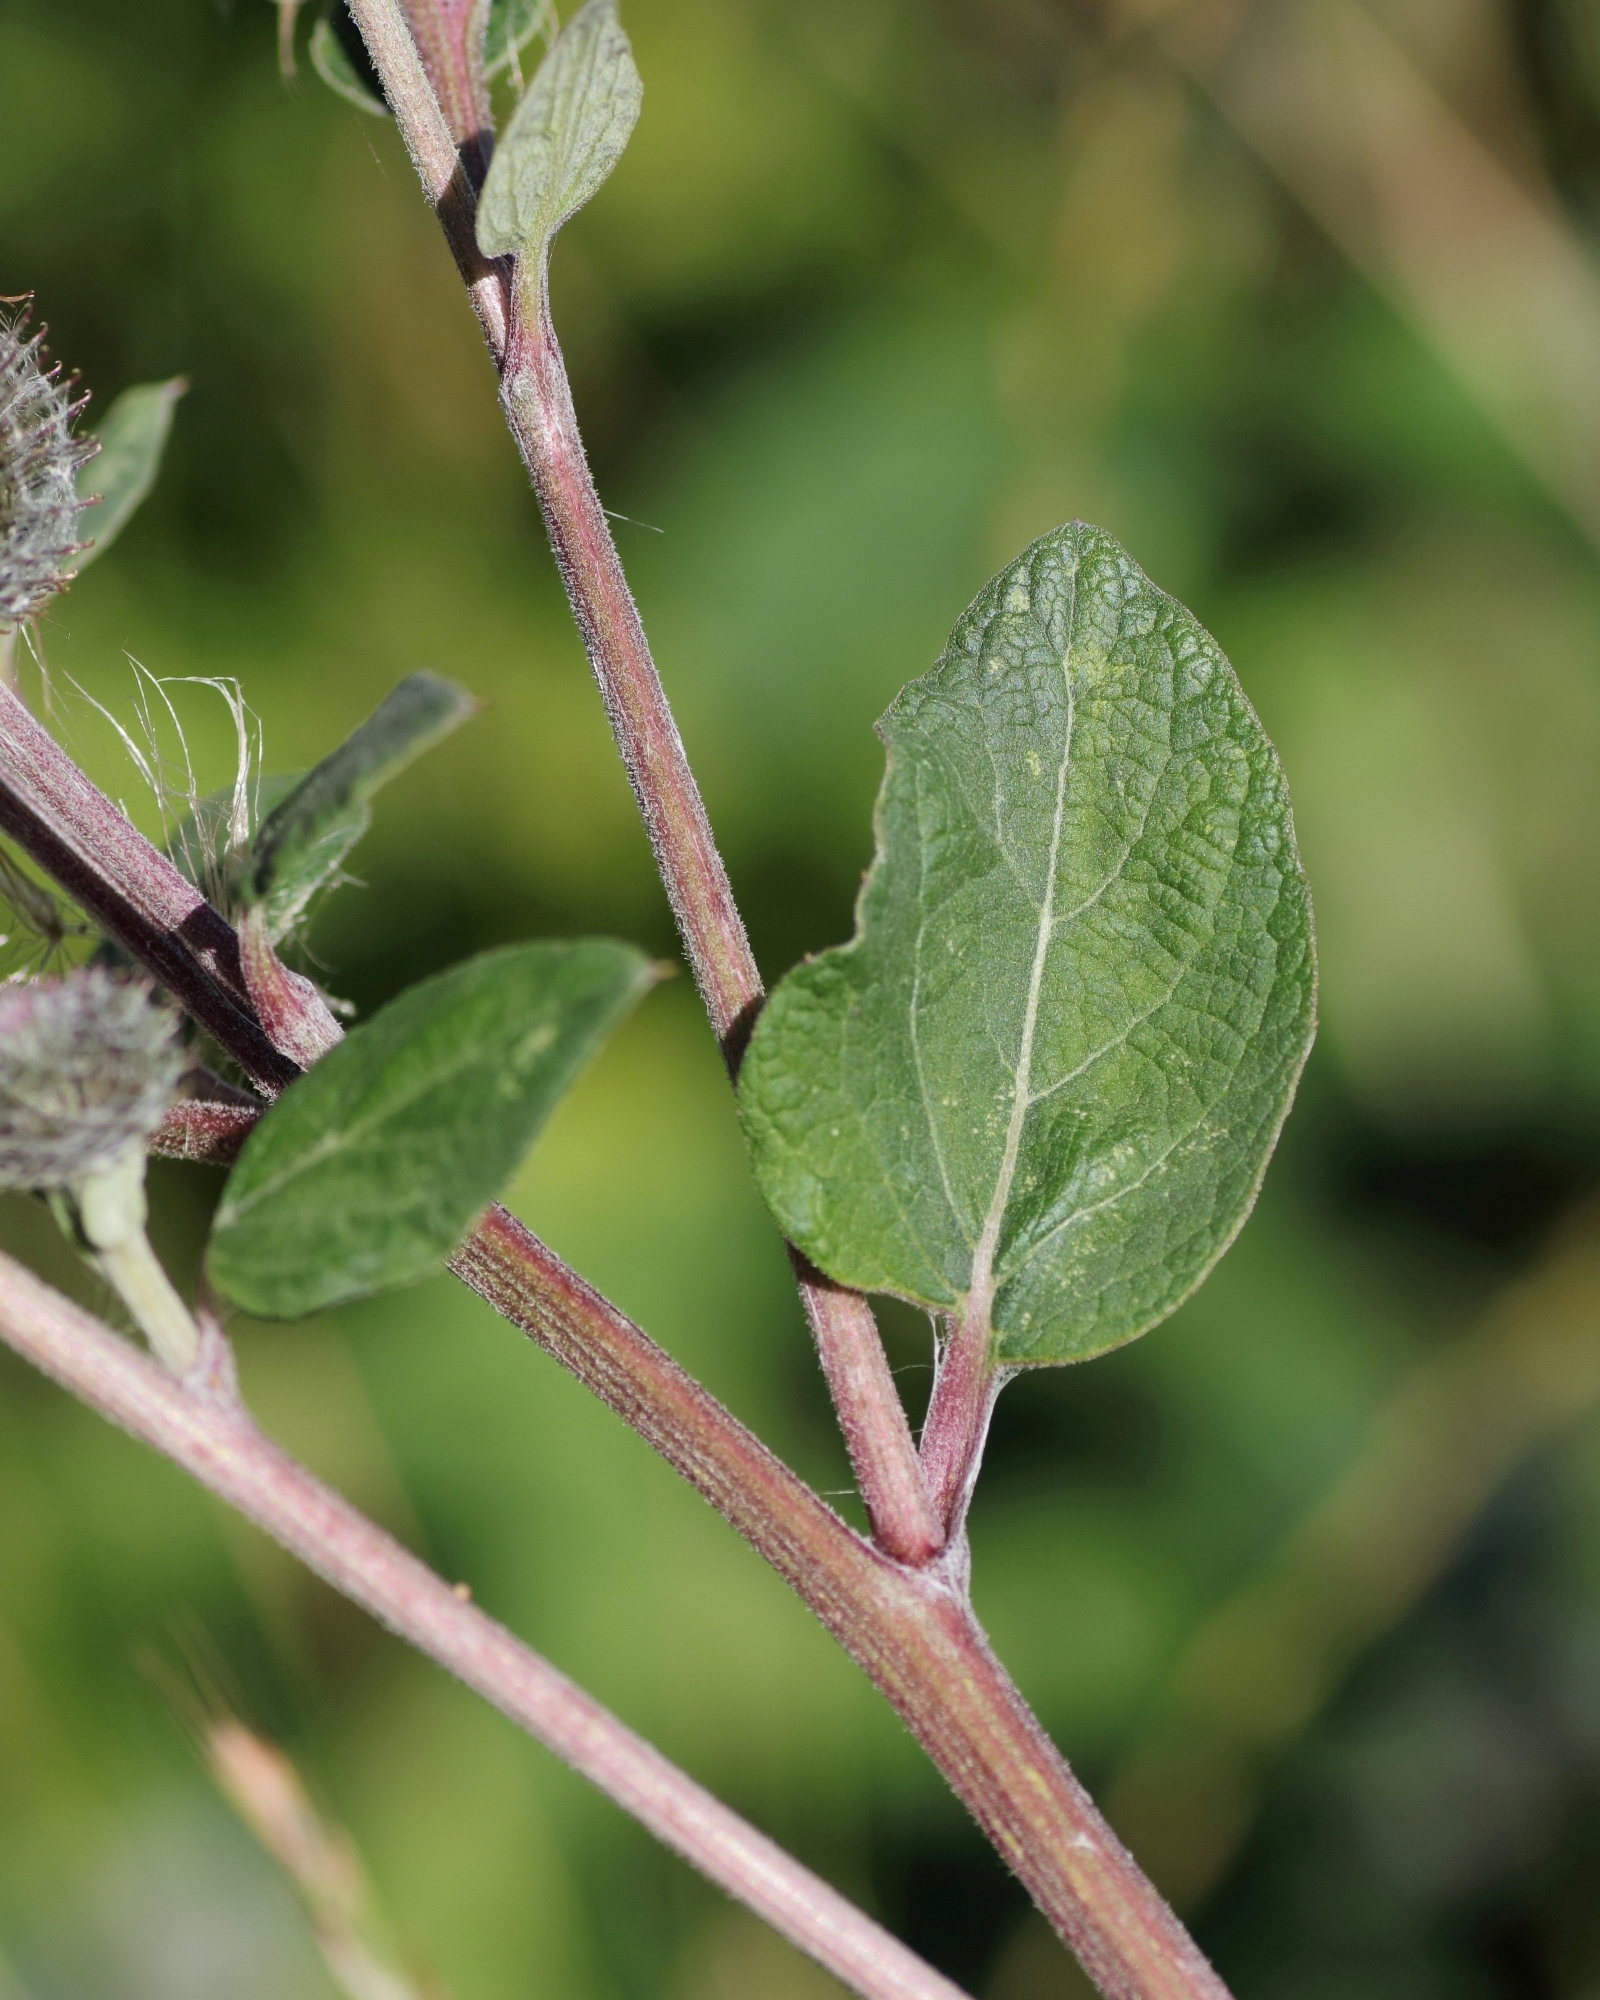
[499,289,756,1059]
[455,1209,1230,2000]
[399,0,492,188]
[347,0,508,357]
[0,680,294,1097]
[3,11,1236,1979]
[0,1257,969,2000]
[793,1256,940,1563]
[350,0,933,1566]
[152,1100,258,1166]
[494,271,939,1563]
[919,1310,1005,1540]
[0,722,1232,2000]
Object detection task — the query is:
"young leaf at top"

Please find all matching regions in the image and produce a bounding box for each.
[739,522,1316,1368]
[475,0,641,269]
[73,379,186,571]
[231,672,476,924]
[207,939,657,1318]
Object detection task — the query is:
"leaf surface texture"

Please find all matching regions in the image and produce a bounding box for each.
[208,939,654,1318]
[475,0,640,263]
[740,522,1315,1364]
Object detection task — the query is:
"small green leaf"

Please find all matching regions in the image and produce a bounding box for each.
[234,673,475,914]
[73,379,186,570]
[207,939,656,1318]
[169,773,361,942]
[485,0,552,78]
[309,11,389,115]
[740,522,1316,1368]
[475,0,641,264]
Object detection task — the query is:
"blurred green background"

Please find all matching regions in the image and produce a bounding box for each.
[6,0,1600,1994]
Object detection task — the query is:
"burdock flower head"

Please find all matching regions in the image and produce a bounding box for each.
[0,968,183,1191]
[0,301,93,630]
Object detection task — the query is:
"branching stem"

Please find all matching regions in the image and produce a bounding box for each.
[0,6,1243,1986]
[0,1254,968,2000]
[0,666,1233,2000]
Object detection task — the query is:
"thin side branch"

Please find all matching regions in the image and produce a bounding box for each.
[0,1253,969,2000]
[497,300,939,1561]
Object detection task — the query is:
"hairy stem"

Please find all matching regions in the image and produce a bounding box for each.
[0,679,294,1096]
[0,705,1231,1999]
[0,1253,969,2000]
[498,285,757,1059]
[399,0,493,190]
[352,0,508,356]
[352,0,933,1562]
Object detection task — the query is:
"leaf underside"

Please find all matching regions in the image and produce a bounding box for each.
[169,772,360,945]
[475,0,641,264]
[739,522,1316,1367]
[309,11,389,116]
[207,939,656,1319]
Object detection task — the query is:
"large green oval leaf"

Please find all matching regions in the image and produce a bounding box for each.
[739,522,1316,1366]
[208,940,656,1319]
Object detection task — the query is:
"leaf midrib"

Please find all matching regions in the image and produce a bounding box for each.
[219,1026,515,1225]
[963,561,1079,1328]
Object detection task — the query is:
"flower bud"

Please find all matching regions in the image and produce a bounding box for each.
[0,969,183,1190]
[0,303,93,629]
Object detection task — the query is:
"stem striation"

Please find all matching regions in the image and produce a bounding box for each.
[0,7,1239,1983]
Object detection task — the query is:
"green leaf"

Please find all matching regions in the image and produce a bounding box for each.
[485,0,552,78]
[207,939,656,1318]
[739,522,1316,1367]
[169,772,360,942]
[73,379,186,570]
[234,672,476,915]
[309,11,389,115]
[475,0,641,264]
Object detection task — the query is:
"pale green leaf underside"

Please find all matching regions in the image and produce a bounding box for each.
[475,0,641,262]
[73,379,186,570]
[740,522,1316,1367]
[207,939,656,1319]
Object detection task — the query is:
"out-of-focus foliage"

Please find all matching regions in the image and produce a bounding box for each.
[2,1,1600,1997]
[72,378,186,574]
